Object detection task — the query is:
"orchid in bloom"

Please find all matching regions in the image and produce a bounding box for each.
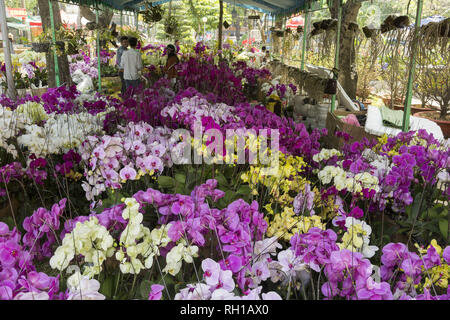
[339,217,379,258]
[65,269,105,300]
[148,284,164,300]
[293,183,315,215]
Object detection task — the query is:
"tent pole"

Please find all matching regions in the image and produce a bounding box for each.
[0,0,16,99]
[300,2,310,71]
[402,0,423,132]
[218,0,223,51]
[330,0,342,113]
[281,16,286,63]
[135,11,138,30]
[48,0,60,87]
[96,5,101,91]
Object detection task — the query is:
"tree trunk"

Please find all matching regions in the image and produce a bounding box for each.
[37,0,71,88]
[257,14,266,44]
[273,16,283,56]
[218,0,223,50]
[441,104,448,119]
[77,6,82,29]
[79,5,113,28]
[329,0,361,100]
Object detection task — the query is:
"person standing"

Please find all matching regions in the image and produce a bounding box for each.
[120,37,143,92]
[116,36,128,95]
[174,39,180,53]
[163,44,179,82]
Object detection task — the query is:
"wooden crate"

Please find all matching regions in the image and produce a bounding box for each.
[325,110,379,149]
[31,87,48,97]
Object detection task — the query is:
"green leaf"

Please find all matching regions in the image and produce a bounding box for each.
[175,173,186,184]
[424,205,444,219]
[223,190,236,204]
[214,172,228,187]
[175,184,186,194]
[140,280,152,300]
[99,276,114,298]
[439,219,448,239]
[236,185,251,195]
[409,196,422,222]
[158,176,176,188]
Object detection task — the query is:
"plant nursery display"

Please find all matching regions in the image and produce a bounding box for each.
[0,0,449,303]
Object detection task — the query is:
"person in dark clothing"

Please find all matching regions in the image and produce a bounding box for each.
[116,36,129,95]
[163,44,179,81]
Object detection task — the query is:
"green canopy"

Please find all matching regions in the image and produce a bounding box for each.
[7,22,29,30]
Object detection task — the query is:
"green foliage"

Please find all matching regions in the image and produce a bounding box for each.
[5,0,37,12]
[152,0,235,44]
[156,164,252,209]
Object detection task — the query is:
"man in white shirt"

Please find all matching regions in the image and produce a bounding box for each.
[119,37,143,92]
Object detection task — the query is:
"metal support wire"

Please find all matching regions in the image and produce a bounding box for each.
[300,1,310,71]
[48,0,60,87]
[330,0,342,113]
[402,0,423,132]
[96,4,102,91]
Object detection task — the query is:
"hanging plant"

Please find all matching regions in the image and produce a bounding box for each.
[31,42,50,53]
[86,22,98,31]
[141,5,164,24]
[275,30,284,37]
[362,26,376,38]
[164,16,179,35]
[347,22,360,33]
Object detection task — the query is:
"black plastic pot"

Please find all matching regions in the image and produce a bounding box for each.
[66,43,79,55]
[31,42,50,53]
[86,22,97,30]
[55,41,65,52]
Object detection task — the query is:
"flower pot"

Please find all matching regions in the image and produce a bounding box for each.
[66,43,79,55]
[0,196,19,219]
[31,42,50,53]
[393,104,435,115]
[31,87,48,97]
[382,97,403,108]
[17,88,31,98]
[55,41,65,52]
[86,22,97,30]
[415,111,450,138]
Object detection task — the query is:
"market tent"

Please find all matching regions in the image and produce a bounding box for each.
[6,22,29,30]
[6,17,23,24]
[60,0,316,16]
[137,0,313,15]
